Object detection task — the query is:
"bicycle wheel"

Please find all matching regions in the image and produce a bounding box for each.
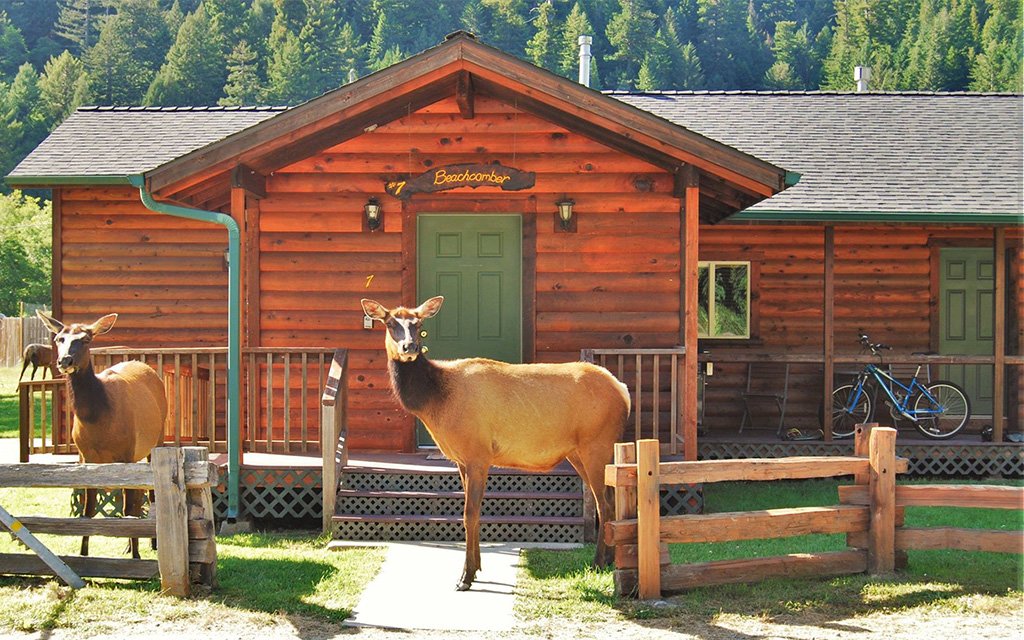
[913,380,971,439]
[828,383,873,439]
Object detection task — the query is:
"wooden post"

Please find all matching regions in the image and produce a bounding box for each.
[867,427,897,575]
[183,447,217,588]
[636,439,661,600]
[852,423,877,485]
[680,165,700,461]
[993,227,1006,443]
[823,226,835,441]
[152,447,190,597]
[612,441,636,596]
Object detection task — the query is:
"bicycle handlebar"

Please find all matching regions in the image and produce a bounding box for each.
[857,333,891,355]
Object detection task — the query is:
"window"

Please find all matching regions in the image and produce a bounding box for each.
[698,261,750,339]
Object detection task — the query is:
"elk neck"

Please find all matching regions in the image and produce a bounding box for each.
[66,362,111,423]
[388,353,448,414]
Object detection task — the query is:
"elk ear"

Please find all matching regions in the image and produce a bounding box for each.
[88,313,118,336]
[361,299,389,322]
[416,296,444,318]
[36,311,64,335]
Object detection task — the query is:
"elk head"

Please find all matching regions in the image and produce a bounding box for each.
[37,312,118,375]
[361,297,444,362]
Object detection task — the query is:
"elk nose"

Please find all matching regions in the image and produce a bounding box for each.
[59,356,73,368]
[401,342,418,354]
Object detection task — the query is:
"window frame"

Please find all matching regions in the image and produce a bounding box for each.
[697,254,761,342]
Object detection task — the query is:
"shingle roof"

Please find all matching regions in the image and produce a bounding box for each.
[7,106,286,181]
[611,91,1023,218]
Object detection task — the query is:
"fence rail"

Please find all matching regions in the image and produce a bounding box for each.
[605,423,1023,599]
[19,347,348,461]
[0,447,217,595]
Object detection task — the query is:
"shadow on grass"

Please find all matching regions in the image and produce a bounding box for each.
[215,555,354,621]
[521,544,1022,637]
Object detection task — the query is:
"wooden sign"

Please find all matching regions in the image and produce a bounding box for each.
[385,163,535,199]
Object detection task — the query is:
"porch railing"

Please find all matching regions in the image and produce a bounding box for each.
[19,347,349,462]
[582,348,687,455]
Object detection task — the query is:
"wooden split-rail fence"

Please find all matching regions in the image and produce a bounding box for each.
[0,447,218,596]
[604,424,1024,599]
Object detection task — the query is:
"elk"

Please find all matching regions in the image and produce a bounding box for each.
[361,296,629,591]
[19,343,56,382]
[37,311,168,559]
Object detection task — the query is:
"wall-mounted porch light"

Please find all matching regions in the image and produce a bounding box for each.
[556,198,575,232]
[364,197,382,231]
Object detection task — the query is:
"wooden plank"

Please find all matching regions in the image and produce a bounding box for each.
[823,226,834,441]
[636,440,661,600]
[606,505,869,546]
[839,484,1024,510]
[153,447,190,597]
[868,427,897,574]
[16,516,211,539]
[0,461,216,489]
[994,227,1006,442]
[614,542,671,570]
[605,456,886,488]
[615,550,867,595]
[0,553,158,580]
[681,166,699,461]
[896,527,1023,554]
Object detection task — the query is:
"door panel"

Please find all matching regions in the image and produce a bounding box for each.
[416,214,522,446]
[940,248,994,414]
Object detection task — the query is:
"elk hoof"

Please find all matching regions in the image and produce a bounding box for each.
[456,580,472,591]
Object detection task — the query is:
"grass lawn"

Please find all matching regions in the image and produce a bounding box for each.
[0,365,29,439]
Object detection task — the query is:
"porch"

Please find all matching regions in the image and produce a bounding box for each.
[18,346,1022,535]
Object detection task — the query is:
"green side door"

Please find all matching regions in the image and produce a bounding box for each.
[939,247,994,415]
[417,214,523,445]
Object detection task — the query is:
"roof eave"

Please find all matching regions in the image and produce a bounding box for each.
[5,174,136,187]
[728,210,1023,225]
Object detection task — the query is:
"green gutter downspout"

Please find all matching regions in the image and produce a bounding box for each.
[129,175,243,521]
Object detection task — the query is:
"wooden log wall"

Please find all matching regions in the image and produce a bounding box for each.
[57,187,229,345]
[261,96,681,451]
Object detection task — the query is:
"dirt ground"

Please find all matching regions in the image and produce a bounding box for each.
[6,607,1022,640]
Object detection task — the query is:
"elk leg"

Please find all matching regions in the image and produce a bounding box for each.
[149,489,157,550]
[80,488,97,556]
[457,463,488,591]
[19,359,30,382]
[568,450,616,568]
[124,489,141,559]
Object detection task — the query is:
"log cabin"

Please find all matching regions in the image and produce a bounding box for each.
[8,33,1022,537]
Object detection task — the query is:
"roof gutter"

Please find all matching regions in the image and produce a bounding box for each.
[128,175,242,522]
[731,209,1024,225]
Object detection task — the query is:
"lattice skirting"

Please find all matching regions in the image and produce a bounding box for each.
[699,441,1024,477]
[661,484,703,515]
[70,488,139,517]
[331,519,584,543]
[212,467,322,521]
[342,471,581,493]
[336,495,583,518]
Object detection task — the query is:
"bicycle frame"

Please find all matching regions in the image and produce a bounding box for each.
[846,363,945,422]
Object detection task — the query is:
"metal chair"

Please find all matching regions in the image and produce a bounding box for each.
[739,362,790,436]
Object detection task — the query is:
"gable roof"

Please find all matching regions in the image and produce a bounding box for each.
[7,32,789,222]
[7,106,286,184]
[612,91,1023,223]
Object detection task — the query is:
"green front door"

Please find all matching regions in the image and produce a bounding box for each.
[417,214,523,445]
[940,247,994,415]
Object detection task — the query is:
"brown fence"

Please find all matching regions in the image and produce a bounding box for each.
[0,447,217,596]
[604,424,1024,599]
[0,315,49,368]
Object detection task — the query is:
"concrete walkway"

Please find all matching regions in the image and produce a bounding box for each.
[344,541,523,632]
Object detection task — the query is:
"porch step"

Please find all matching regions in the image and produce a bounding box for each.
[331,465,588,543]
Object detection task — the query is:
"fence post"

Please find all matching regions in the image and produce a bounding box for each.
[183,447,217,588]
[153,447,190,597]
[868,427,897,575]
[637,439,661,600]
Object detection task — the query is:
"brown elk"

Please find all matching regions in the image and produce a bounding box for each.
[361,296,629,591]
[19,343,56,382]
[37,311,168,558]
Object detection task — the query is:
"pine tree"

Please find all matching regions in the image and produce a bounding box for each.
[1,63,48,174]
[84,0,172,105]
[38,50,88,125]
[337,21,366,81]
[481,0,528,56]
[54,0,114,55]
[635,27,672,90]
[220,40,262,105]
[696,0,770,89]
[676,41,705,89]
[606,0,659,88]
[525,0,560,72]
[823,0,918,90]
[0,10,27,82]
[145,3,225,106]
[265,28,303,102]
[969,0,1022,91]
[296,0,346,97]
[765,20,825,89]
[559,2,595,80]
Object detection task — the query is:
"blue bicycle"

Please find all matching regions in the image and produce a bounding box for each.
[827,334,971,439]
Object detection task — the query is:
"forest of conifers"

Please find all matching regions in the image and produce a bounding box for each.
[0,0,1022,184]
